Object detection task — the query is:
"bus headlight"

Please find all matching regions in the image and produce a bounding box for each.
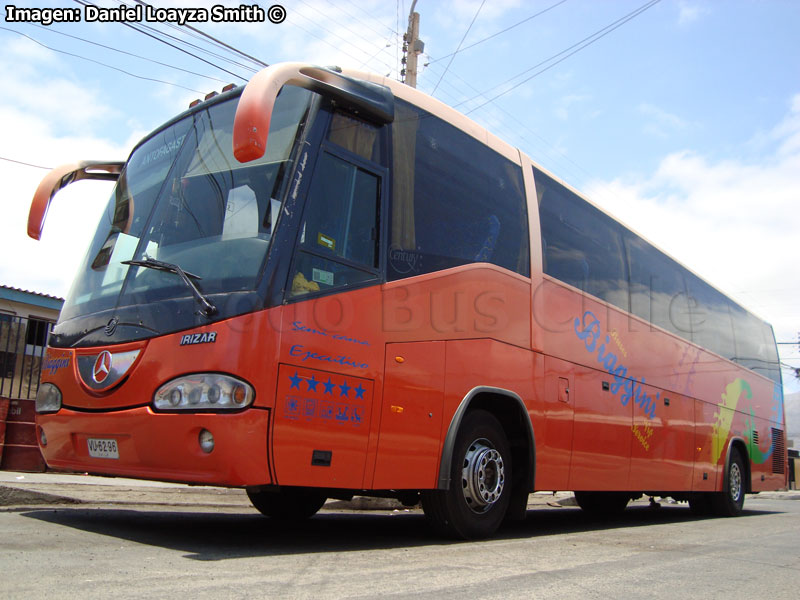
[35,383,62,414]
[153,374,254,411]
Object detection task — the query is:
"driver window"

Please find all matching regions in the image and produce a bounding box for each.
[290,150,381,297]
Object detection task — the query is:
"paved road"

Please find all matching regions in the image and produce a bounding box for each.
[1,473,798,599]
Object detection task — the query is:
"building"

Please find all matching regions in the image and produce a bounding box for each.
[0,285,63,471]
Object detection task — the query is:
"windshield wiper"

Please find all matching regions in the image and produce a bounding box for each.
[122,257,217,317]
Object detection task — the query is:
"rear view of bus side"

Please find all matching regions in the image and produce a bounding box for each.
[31,63,786,539]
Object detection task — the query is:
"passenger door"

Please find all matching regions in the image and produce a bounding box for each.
[272,114,388,489]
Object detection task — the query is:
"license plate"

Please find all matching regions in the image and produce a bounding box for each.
[87,438,119,459]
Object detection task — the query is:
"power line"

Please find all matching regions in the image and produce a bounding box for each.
[334,0,400,37]
[0,26,207,93]
[129,0,268,69]
[28,22,229,84]
[431,0,486,95]
[359,37,395,70]
[290,1,396,72]
[182,22,268,68]
[286,10,395,73]
[112,3,261,75]
[0,156,51,170]
[462,0,663,115]
[420,59,602,190]
[73,0,248,81]
[129,20,258,74]
[429,0,571,64]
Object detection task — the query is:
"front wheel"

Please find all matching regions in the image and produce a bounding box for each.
[247,487,327,520]
[710,447,746,517]
[421,409,512,539]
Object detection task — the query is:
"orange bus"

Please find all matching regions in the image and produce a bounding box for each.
[29,62,786,538]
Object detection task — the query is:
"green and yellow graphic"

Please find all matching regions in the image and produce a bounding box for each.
[712,378,751,464]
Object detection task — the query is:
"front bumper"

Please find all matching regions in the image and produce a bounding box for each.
[36,406,271,487]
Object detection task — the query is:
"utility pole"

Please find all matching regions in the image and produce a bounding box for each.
[403,0,424,88]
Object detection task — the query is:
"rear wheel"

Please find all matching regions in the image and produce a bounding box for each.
[247,487,327,520]
[711,447,746,517]
[574,491,630,516]
[421,410,512,539]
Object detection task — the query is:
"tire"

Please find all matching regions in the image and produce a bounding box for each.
[247,487,327,520]
[574,491,630,516]
[421,410,511,539]
[710,447,746,517]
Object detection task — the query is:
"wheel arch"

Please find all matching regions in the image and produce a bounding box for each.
[437,386,535,492]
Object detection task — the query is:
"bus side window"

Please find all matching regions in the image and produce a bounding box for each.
[730,306,774,379]
[625,233,692,336]
[535,167,628,312]
[684,271,736,361]
[388,100,529,281]
[328,111,382,163]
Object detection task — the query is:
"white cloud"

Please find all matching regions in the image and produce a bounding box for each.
[585,94,800,392]
[555,93,592,121]
[638,102,690,138]
[0,107,126,298]
[0,35,130,299]
[0,32,120,135]
[677,1,710,26]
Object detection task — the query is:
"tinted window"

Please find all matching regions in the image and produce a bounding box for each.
[731,306,774,379]
[388,101,529,280]
[328,111,383,163]
[535,167,628,311]
[531,166,780,384]
[761,323,782,384]
[625,233,692,336]
[685,272,735,358]
[290,150,382,297]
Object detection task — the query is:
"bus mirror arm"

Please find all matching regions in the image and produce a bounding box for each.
[28,161,124,240]
[233,62,394,163]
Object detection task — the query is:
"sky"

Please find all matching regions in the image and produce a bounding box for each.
[1,0,799,409]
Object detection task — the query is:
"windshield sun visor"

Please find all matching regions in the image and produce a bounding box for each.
[233,62,394,163]
[28,161,124,240]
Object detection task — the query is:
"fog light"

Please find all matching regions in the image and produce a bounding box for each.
[198,429,215,454]
[39,428,47,447]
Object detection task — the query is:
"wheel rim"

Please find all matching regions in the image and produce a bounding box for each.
[729,461,742,502]
[462,438,505,514]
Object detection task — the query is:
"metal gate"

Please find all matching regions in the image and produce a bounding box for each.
[0,315,53,471]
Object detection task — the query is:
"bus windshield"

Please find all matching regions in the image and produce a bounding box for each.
[59,86,315,327]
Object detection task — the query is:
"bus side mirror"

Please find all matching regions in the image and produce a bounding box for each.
[233,62,394,163]
[28,161,124,240]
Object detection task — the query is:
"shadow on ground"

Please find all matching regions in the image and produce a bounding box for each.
[21,502,781,562]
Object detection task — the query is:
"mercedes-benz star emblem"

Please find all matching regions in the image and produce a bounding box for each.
[93,351,113,384]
